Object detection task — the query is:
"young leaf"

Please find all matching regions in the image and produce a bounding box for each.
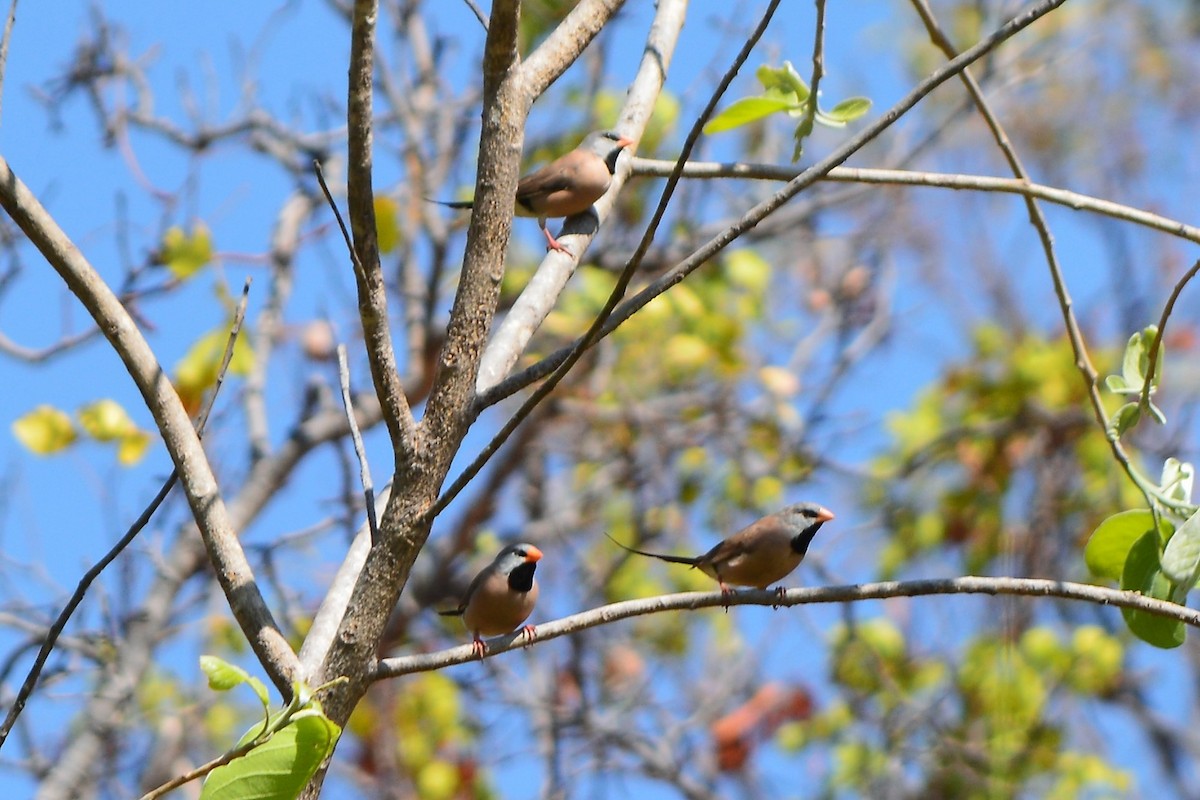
[704,96,799,135]
[824,96,872,124]
[201,655,251,692]
[200,711,341,800]
[1085,510,1161,581]
[1122,326,1160,391]
[1120,532,1185,649]
[755,61,810,102]
[1106,402,1140,437]
[12,405,77,455]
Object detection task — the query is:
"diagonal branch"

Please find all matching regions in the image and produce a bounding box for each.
[0,282,252,749]
[346,0,418,463]
[374,576,1200,679]
[907,0,1157,511]
[520,0,627,99]
[433,0,694,518]
[475,0,679,394]
[0,155,299,694]
[479,0,1071,409]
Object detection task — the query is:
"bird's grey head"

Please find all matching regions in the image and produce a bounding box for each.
[777,503,835,555]
[497,542,542,592]
[583,129,634,173]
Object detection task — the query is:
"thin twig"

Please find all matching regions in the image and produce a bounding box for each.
[626,160,1200,245]
[461,0,488,31]
[427,0,784,523]
[908,0,1156,512]
[479,0,1071,410]
[0,281,252,748]
[336,344,379,545]
[795,0,826,154]
[314,159,366,285]
[374,575,1200,679]
[0,0,18,127]
[1141,258,1200,409]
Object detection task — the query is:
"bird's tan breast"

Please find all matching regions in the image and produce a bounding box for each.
[702,528,801,589]
[517,153,613,218]
[463,576,540,637]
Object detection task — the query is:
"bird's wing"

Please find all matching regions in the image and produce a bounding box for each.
[438,562,496,616]
[514,157,581,208]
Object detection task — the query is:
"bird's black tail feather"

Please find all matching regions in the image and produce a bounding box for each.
[426,197,474,210]
[604,531,699,567]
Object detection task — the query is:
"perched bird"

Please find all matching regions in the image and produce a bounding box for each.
[434,129,634,253]
[438,543,543,657]
[608,503,835,597]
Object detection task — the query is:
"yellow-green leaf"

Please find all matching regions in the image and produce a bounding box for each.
[375,196,402,254]
[12,405,77,454]
[162,223,214,279]
[703,96,798,135]
[116,430,153,465]
[175,328,255,396]
[77,399,137,442]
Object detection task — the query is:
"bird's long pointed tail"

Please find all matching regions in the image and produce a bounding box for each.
[604,531,699,567]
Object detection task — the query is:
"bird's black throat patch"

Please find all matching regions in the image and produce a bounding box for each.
[790,521,827,557]
[508,561,537,593]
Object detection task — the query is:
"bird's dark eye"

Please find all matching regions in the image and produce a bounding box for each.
[515,548,526,557]
[604,132,620,141]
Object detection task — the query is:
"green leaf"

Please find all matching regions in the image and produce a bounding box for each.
[755,61,810,102]
[1120,531,1184,649]
[201,655,251,692]
[200,711,341,800]
[824,96,872,124]
[12,405,77,455]
[704,96,799,135]
[162,223,214,279]
[1104,374,1130,393]
[1107,402,1140,437]
[1085,510,1160,581]
[1161,507,1200,586]
[201,655,269,706]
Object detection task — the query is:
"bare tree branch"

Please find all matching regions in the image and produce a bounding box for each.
[0,155,299,694]
[346,0,418,461]
[478,0,1071,409]
[521,0,627,100]
[374,576,1200,679]
[626,160,1200,245]
[475,0,681,394]
[0,281,253,749]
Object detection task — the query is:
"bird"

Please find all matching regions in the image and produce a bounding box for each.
[438,543,543,657]
[607,502,835,599]
[433,129,635,254]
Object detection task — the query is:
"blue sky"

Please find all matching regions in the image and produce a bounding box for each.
[2,0,1197,797]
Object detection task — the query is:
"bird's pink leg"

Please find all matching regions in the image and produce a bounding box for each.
[539,220,571,254]
[720,582,733,612]
[772,586,786,609]
[519,624,537,647]
[471,634,488,659]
